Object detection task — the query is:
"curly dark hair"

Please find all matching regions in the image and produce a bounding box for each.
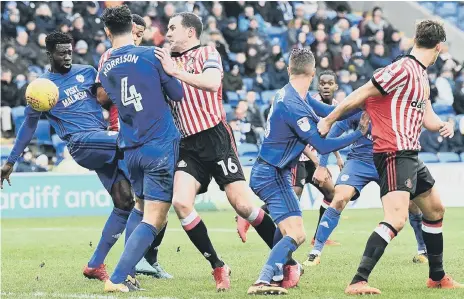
[289,48,315,76]
[132,14,146,28]
[101,5,133,36]
[415,20,446,49]
[171,12,203,39]
[319,69,337,81]
[45,31,73,52]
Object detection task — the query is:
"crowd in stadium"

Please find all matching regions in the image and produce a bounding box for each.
[1,1,464,172]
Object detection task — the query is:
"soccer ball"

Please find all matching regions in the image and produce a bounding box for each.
[25,78,59,112]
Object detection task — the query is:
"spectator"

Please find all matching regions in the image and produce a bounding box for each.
[276,1,294,25]
[269,57,289,90]
[210,2,227,30]
[56,1,74,27]
[18,70,40,107]
[235,52,247,76]
[267,44,283,65]
[361,43,371,60]
[251,63,270,93]
[364,7,393,38]
[201,16,220,44]
[1,69,18,137]
[287,17,305,47]
[16,1,36,26]
[428,71,439,104]
[160,3,176,29]
[84,1,104,35]
[419,130,449,153]
[329,32,343,58]
[388,30,402,59]
[2,45,29,77]
[347,53,374,83]
[230,100,259,144]
[208,30,230,69]
[333,44,352,71]
[334,90,347,104]
[71,14,93,46]
[223,64,245,97]
[453,81,464,114]
[294,31,310,49]
[349,72,364,90]
[1,8,20,40]
[15,31,38,65]
[338,70,353,95]
[74,40,93,65]
[446,117,464,154]
[35,154,50,172]
[369,44,391,69]
[25,20,38,45]
[263,96,274,121]
[238,5,266,33]
[245,91,264,129]
[333,5,351,27]
[310,7,333,32]
[244,40,261,76]
[15,148,47,173]
[34,3,56,33]
[435,70,454,106]
[344,27,362,53]
[332,18,351,38]
[223,17,246,53]
[33,33,48,69]
[93,42,108,67]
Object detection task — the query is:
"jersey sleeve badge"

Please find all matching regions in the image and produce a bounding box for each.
[297,117,311,132]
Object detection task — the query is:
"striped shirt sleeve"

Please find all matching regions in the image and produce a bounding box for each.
[371,61,409,95]
[201,46,223,73]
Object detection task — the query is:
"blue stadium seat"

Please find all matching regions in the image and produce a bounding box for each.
[261,90,277,104]
[11,106,26,135]
[223,103,232,116]
[443,15,458,25]
[260,105,269,119]
[459,5,464,20]
[33,120,52,146]
[437,152,461,163]
[418,152,439,163]
[228,52,237,62]
[420,2,437,13]
[226,91,239,103]
[432,103,454,115]
[437,2,458,17]
[238,143,259,156]
[243,78,253,91]
[438,113,454,122]
[239,155,257,167]
[461,152,464,162]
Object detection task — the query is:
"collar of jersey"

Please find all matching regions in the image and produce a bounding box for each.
[394,54,426,70]
[171,44,201,58]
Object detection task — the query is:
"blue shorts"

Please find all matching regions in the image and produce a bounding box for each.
[124,138,179,202]
[250,160,302,224]
[335,159,379,200]
[67,131,128,193]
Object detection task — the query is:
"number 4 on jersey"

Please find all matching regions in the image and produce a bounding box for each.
[121,77,143,111]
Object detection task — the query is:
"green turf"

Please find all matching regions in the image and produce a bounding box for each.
[2,209,464,299]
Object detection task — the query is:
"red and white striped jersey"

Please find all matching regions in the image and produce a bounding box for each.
[365,55,429,153]
[169,45,225,137]
[96,48,119,131]
[299,93,339,161]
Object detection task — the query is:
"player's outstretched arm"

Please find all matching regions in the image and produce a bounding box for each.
[302,145,319,166]
[318,80,379,136]
[2,107,41,188]
[423,100,454,138]
[154,47,222,92]
[306,94,361,120]
[319,119,351,167]
[153,49,184,101]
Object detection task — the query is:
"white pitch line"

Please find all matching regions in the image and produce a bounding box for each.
[1,227,242,233]
[1,292,180,299]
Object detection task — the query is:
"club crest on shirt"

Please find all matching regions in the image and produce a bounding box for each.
[275,88,285,103]
[405,178,413,189]
[186,57,195,72]
[76,74,84,83]
[341,174,350,181]
[297,117,311,132]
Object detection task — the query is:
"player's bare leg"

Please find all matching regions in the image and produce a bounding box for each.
[105,200,170,292]
[412,187,463,289]
[408,201,428,264]
[84,179,134,281]
[305,184,356,267]
[248,216,305,295]
[346,190,410,295]
[172,171,230,291]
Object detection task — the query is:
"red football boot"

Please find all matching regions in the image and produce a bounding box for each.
[281,264,304,289]
[83,264,109,281]
[212,264,231,292]
[236,215,251,243]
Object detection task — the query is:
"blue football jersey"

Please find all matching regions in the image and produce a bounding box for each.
[259,83,363,169]
[98,45,183,148]
[319,112,374,166]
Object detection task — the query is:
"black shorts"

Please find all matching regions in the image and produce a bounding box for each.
[176,122,245,194]
[373,150,435,198]
[291,160,332,198]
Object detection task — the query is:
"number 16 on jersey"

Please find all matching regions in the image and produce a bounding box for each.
[121,77,143,111]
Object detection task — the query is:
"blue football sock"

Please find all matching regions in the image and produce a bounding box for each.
[313,207,341,253]
[273,228,283,247]
[125,208,143,244]
[110,222,158,284]
[409,212,426,253]
[88,207,129,268]
[257,236,298,283]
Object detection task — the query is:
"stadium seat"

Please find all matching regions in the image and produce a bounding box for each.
[432,103,454,115]
[437,2,459,17]
[1,146,12,163]
[418,152,439,163]
[260,105,269,119]
[443,15,458,25]
[437,152,461,163]
[261,90,277,104]
[420,2,437,13]
[243,78,253,91]
[460,152,464,162]
[226,91,239,103]
[11,106,26,135]
[238,143,259,156]
[223,103,232,116]
[239,155,257,167]
[228,52,237,62]
[33,120,52,146]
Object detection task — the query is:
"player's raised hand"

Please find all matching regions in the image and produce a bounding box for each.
[1,162,14,189]
[154,47,176,76]
[439,121,454,138]
[317,118,332,137]
[357,112,371,136]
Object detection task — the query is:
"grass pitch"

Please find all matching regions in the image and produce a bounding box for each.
[2,209,464,299]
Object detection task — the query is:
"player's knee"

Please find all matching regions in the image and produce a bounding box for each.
[232,200,253,219]
[292,231,306,246]
[331,196,347,211]
[111,180,134,211]
[172,198,193,216]
[389,216,407,232]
